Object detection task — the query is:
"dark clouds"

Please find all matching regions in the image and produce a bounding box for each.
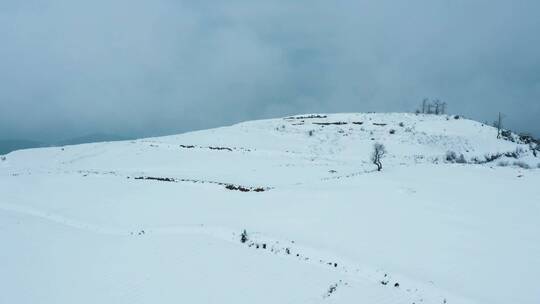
[1,0,539,141]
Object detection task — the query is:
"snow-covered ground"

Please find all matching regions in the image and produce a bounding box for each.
[1,113,539,304]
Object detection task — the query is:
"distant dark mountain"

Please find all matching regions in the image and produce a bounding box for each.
[56,133,130,146]
[0,139,45,155]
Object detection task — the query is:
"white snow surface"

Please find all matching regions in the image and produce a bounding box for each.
[1,113,539,304]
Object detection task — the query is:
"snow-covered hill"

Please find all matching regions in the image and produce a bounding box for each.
[1,113,539,304]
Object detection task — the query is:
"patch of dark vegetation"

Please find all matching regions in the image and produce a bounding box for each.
[389,129,396,134]
[373,123,387,126]
[134,176,269,192]
[503,147,525,159]
[352,121,364,125]
[514,134,540,157]
[312,122,348,126]
[446,151,462,163]
[483,153,503,163]
[518,133,536,144]
[286,114,327,119]
[134,176,176,182]
[225,184,267,192]
[208,146,233,151]
[498,129,524,144]
[446,147,530,166]
[180,144,251,152]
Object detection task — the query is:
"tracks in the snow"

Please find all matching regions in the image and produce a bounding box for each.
[0,203,452,304]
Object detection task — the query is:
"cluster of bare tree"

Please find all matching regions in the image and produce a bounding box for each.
[417,98,447,115]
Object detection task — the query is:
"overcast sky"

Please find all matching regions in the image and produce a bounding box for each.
[1,0,539,142]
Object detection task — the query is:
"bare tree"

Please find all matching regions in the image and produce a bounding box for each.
[422,98,428,113]
[494,112,504,139]
[371,143,386,171]
[441,102,447,114]
[427,102,434,114]
[433,99,441,115]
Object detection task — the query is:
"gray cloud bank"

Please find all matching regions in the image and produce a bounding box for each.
[1,0,539,142]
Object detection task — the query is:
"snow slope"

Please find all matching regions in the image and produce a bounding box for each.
[1,113,539,304]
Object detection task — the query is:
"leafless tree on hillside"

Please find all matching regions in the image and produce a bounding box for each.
[371,143,386,171]
[494,112,504,139]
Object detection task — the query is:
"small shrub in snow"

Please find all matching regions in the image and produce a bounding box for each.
[446,151,457,162]
[308,130,314,136]
[470,156,481,164]
[240,230,249,243]
[389,129,396,135]
[447,151,467,164]
[399,122,405,127]
[484,153,502,163]
[500,130,513,141]
[504,151,518,159]
[0,156,5,161]
[513,161,531,169]
[325,283,338,297]
[518,133,535,144]
[537,163,540,169]
[454,115,460,119]
[456,154,467,164]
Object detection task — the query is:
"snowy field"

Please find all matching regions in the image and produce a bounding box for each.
[1,113,539,304]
